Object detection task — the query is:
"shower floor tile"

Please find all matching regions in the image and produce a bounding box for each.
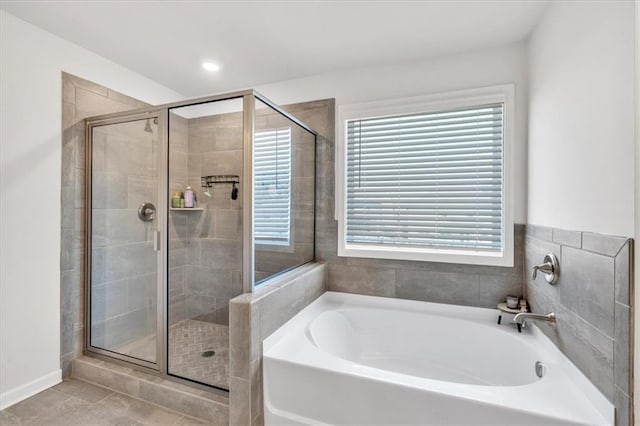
[168,319,229,389]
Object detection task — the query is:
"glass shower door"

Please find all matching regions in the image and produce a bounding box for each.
[88,115,162,366]
[166,98,244,390]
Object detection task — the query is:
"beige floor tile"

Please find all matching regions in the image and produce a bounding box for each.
[95,393,183,425]
[53,378,114,403]
[0,409,20,425]
[23,395,98,426]
[2,389,72,424]
[0,381,200,426]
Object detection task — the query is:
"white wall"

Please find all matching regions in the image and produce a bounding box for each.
[0,11,182,409]
[528,1,635,238]
[255,43,529,224]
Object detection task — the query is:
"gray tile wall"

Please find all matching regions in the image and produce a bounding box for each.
[168,113,189,326]
[229,263,326,426]
[171,110,245,325]
[525,225,634,426]
[280,98,526,309]
[61,72,150,376]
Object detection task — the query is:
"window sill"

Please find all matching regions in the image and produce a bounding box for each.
[338,243,513,267]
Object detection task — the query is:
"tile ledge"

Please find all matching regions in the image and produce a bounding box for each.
[72,356,229,406]
[231,262,325,304]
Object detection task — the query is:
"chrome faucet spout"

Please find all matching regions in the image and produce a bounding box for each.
[513,312,556,332]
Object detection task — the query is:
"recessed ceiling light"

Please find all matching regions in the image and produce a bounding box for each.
[202,61,221,72]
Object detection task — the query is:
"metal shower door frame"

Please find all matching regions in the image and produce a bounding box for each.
[84,109,167,372]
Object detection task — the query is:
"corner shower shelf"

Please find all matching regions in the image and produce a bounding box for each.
[170,207,204,211]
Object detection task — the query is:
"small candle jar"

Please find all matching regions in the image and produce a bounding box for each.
[506,295,519,309]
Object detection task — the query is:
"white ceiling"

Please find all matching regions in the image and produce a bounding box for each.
[1,1,548,97]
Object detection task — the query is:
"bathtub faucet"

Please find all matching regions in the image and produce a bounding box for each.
[513,312,556,333]
[531,253,560,284]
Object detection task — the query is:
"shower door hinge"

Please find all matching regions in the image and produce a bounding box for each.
[153,230,161,251]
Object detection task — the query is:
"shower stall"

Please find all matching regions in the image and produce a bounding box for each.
[83,91,316,391]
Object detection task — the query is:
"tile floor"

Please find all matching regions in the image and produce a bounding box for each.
[0,379,212,425]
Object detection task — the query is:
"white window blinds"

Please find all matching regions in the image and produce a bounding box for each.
[254,127,292,245]
[346,103,504,251]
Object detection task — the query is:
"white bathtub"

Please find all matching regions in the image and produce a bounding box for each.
[263,292,613,425]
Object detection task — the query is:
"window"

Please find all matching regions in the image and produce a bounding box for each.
[254,127,292,246]
[336,86,514,266]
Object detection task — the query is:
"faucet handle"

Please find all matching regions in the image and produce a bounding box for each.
[531,253,560,285]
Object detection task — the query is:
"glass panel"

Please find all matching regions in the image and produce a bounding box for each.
[89,117,159,364]
[167,98,244,390]
[254,100,316,284]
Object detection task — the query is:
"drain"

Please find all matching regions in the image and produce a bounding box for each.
[201,349,215,358]
[535,361,546,378]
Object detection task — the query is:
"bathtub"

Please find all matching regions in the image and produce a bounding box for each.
[263,292,613,425]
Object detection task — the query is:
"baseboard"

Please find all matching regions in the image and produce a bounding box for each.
[0,369,62,410]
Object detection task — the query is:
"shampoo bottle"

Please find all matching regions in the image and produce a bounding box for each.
[184,186,194,208]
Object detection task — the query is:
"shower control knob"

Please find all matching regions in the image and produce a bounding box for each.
[138,202,156,222]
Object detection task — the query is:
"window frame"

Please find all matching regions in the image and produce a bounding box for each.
[336,85,515,267]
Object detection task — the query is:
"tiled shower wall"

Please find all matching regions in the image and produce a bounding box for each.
[168,109,244,327]
[525,225,634,426]
[180,111,244,324]
[61,72,149,376]
[167,113,188,326]
[280,98,525,308]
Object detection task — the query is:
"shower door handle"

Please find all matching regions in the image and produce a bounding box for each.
[153,230,161,252]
